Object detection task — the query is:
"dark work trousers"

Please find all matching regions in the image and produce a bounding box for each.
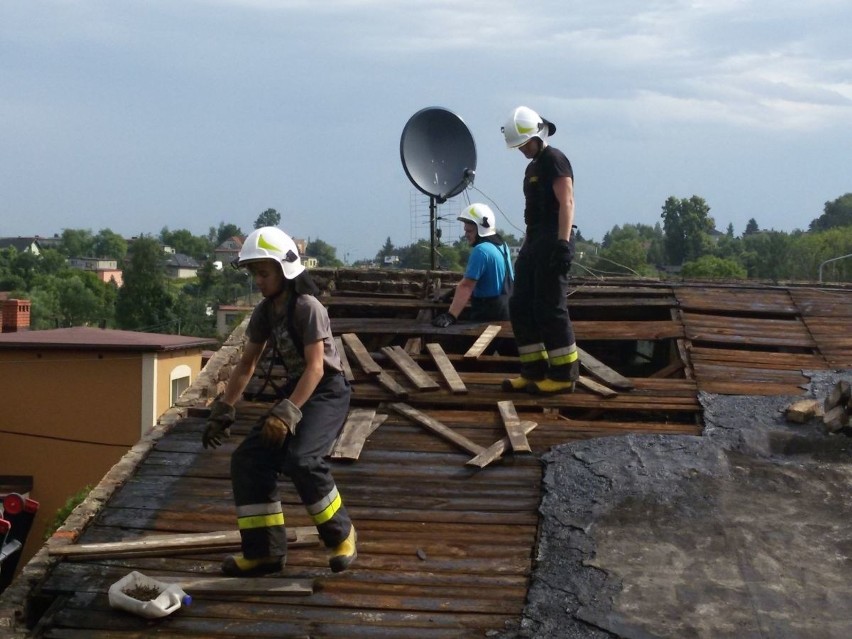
[230,372,352,559]
[466,294,510,322]
[508,234,579,381]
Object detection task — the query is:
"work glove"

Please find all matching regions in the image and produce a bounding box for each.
[432,312,457,328]
[202,399,235,449]
[549,239,574,276]
[261,398,302,448]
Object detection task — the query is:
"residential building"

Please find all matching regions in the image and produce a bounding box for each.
[0,305,217,571]
[164,253,200,279]
[0,238,41,256]
[213,236,243,266]
[67,257,123,287]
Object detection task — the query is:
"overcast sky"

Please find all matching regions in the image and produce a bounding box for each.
[2,0,850,261]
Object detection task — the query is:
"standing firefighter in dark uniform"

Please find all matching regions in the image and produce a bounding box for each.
[501,106,579,394]
[202,226,356,576]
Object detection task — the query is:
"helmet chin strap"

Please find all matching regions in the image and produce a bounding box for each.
[268,265,290,305]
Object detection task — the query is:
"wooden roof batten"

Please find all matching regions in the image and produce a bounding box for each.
[2,271,850,638]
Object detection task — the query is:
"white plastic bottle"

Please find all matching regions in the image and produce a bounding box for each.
[108,571,192,619]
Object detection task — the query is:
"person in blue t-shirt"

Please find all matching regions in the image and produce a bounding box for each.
[432,203,514,327]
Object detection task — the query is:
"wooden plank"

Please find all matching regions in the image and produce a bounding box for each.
[376,371,409,398]
[576,346,633,390]
[785,398,823,424]
[334,336,355,382]
[50,527,319,560]
[426,342,468,394]
[675,287,799,314]
[381,345,441,390]
[341,332,382,375]
[331,317,684,341]
[464,325,502,359]
[389,402,485,456]
[497,401,531,453]
[577,374,618,397]
[331,409,388,460]
[404,337,422,354]
[467,421,538,468]
[649,360,684,379]
[156,575,315,596]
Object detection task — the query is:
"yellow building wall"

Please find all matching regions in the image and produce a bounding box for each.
[0,350,143,446]
[0,347,205,574]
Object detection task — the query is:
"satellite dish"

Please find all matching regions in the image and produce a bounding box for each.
[400,107,477,268]
[400,107,476,200]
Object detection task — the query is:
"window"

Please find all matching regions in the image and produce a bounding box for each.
[169,364,192,406]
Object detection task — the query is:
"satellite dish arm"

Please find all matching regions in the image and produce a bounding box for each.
[439,168,476,200]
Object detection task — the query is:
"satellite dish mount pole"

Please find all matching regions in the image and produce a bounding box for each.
[430,195,446,271]
[430,196,437,270]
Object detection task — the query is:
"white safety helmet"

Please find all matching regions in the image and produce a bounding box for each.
[238,226,305,279]
[501,106,556,149]
[457,203,497,238]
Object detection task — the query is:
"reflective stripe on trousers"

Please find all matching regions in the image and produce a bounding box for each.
[230,373,352,557]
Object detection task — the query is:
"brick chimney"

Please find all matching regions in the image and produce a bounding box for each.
[2,299,31,333]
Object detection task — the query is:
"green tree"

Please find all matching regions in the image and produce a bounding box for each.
[741,231,793,281]
[7,248,42,289]
[712,233,744,263]
[254,208,281,229]
[306,238,343,267]
[159,227,213,261]
[434,242,463,272]
[661,195,715,265]
[172,292,217,337]
[27,287,61,329]
[375,237,395,263]
[39,248,70,276]
[596,238,656,276]
[598,223,663,271]
[57,274,103,326]
[59,229,95,258]
[788,227,852,282]
[744,218,760,235]
[214,223,244,246]
[809,193,852,232]
[397,240,432,270]
[92,229,128,261]
[115,236,175,331]
[681,255,747,279]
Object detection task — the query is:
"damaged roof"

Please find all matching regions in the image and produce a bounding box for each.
[1,271,850,638]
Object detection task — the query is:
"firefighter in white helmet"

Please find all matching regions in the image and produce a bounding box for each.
[202,226,357,576]
[432,203,514,327]
[500,106,579,394]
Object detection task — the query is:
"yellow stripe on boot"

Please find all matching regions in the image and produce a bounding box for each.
[222,553,284,577]
[527,378,575,395]
[329,526,357,573]
[502,376,534,392]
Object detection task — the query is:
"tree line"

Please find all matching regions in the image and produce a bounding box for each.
[587,193,852,282]
[1,196,850,335]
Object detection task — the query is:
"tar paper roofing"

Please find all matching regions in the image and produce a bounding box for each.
[0,327,218,352]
